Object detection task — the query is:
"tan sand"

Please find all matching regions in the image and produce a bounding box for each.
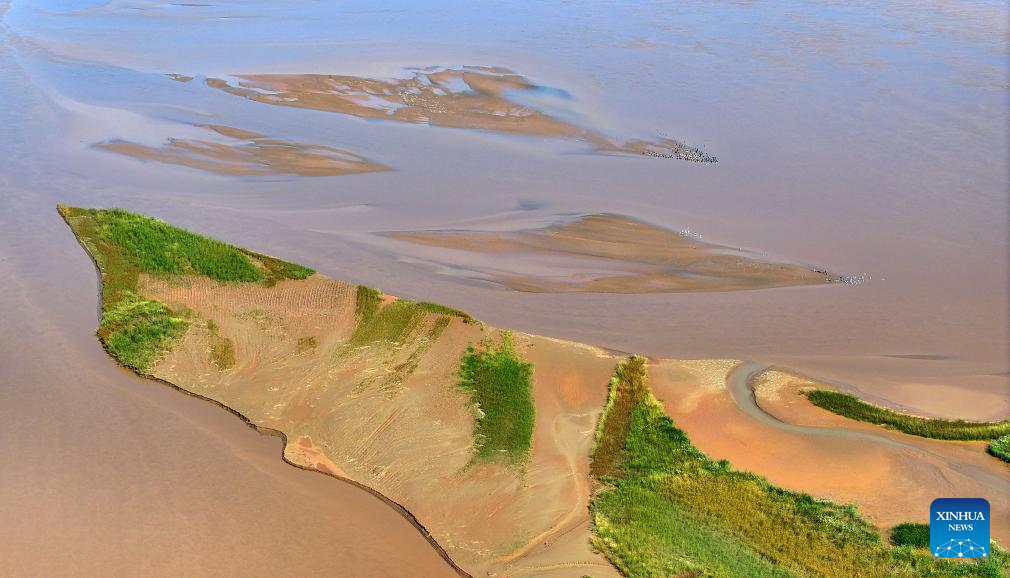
[141,273,621,577]
[385,213,831,293]
[200,67,715,161]
[96,124,388,177]
[652,364,1010,542]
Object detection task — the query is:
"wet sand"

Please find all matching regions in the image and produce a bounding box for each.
[97,124,388,177]
[384,213,830,293]
[203,67,715,161]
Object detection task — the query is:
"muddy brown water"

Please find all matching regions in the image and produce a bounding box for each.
[1,0,1007,575]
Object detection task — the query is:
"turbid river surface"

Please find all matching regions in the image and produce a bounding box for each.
[1,0,1006,575]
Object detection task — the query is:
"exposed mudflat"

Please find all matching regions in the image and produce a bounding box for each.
[97,124,388,177]
[384,213,829,293]
[203,67,714,161]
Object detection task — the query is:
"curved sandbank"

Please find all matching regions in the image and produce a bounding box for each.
[383,213,833,293]
[60,206,1009,576]
[196,66,716,161]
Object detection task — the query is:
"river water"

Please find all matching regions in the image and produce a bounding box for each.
[0,0,1006,575]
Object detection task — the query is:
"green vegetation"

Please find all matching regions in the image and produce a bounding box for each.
[59,205,313,372]
[206,321,236,370]
[348,286,471,347]
[345,286,472,397]
[242,249,314,286]
[354,316,451,397]
[804,389,1010,441]
[457,331,535,465]
[591,355,648,479]
[59,205,314,304]
[891,523,931,548]
[411,301,473,323]
[98,292,189,371]
[355,286,383,324]
[989,435,1010,463]
[589,356,1009,578]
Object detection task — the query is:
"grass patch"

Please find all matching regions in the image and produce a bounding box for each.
[209,336,236,369]
[355,285,383,324]
[803,389,1010,441]
[413,301,474,324]
[59,205,313,371]
[590,355,648,478]
[589,356,1010,578]
[348,288,470,347]
[98,292,189,371]
[891,523,931,548]
[457,331,535,465]
[205,321,236,370]
[349,299,432,346]
[59,205,313,305]
[989,435,1010,463]
[242,249,314,286]
[353,316,451,397]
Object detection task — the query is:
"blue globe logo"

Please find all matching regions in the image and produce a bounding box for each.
[934,538,987,559]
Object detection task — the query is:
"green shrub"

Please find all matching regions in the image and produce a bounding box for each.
[891,523,930,548]
[98,292,188,371]
[803,389,1010,441]
[988,435,1010,463]
[457,331,534,465]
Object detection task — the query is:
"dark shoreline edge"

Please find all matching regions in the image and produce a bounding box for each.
[58,205,473,578]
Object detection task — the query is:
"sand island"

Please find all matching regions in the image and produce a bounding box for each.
[59,205,1009,577]
[186,66,717,162]
[97,124,388,177]
[384,213,832,293]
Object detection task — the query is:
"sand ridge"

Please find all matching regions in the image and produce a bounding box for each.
[97,124,388,177]
[384,213,832,293]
